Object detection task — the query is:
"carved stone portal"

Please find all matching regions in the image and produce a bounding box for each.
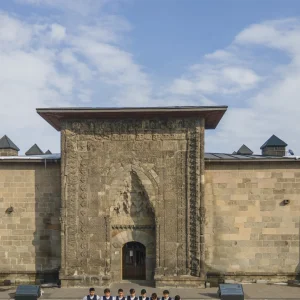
[59,116,205,288]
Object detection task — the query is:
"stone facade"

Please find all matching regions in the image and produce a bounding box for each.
[0,149,18,156]
[1,106,300,287]
[0,162,61,284]
[59,117,205,287]
[262,146,286,157]
[205,161,300,282]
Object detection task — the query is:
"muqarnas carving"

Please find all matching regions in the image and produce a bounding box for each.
[112,170,154,218]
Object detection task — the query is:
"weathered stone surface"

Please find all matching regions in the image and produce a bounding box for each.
[2,114,300,287]
[0,162,61,283]
[0,149,18,156]
[205,162,300,279]
[58,117,204,286]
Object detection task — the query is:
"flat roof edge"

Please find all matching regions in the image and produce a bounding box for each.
[37,106,228,131]
[36,106,228,112]
[205,158,300,162]
[0,159,60,163]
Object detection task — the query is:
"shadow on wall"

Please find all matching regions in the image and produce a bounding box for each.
[32,162,61,284]
[110,168,156,283]
[205,175,225,286]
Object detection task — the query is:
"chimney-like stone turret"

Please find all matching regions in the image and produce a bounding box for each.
[260,134,287,156]
[0,135,20,156]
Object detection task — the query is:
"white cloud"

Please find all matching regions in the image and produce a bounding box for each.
[221,67,261,86]
[0,13,32,49]
[169,79,195,96]
[50,23,66,42]
[15,0,108,16]
[204,50,233,61]
[169,65,261,96]
[59,49,94,82]
[0,5,154,154]
[2,1,300,157]
[0,13,77,153]
[205,20,300,154]
[168,18,300,155]
[235,18,300,55]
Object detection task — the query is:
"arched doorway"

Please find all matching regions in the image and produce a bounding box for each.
[122,242,146,280]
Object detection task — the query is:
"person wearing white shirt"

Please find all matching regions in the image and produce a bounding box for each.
[116,289,125,300]
[82,288,101,300]
[139,289,150,300]
[102,288,115,300]
[127,288,138,300]
[161,290,172,300]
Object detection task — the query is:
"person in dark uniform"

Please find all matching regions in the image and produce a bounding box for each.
[174,296,181,300]
[116,289,125,300]
[139,289,150,300]
[161,290,172,300]
[102,288,115,300]
[82,288,101,300]
[150,293,159,300]
[127,289,138,300]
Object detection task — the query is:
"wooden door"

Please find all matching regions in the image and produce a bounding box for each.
[122,242,146,280]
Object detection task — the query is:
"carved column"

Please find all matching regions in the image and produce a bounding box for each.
[187,119,202,277]
[155,217,160,270]
[77,156,89,272]
[199,118,206,278]
[64,128,79,276]
[104,216,111,276]
[176,150,187,275]
[60,128,67,277]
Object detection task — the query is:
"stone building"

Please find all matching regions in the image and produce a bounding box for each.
[0,106,299,288]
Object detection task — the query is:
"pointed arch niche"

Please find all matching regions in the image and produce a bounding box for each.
[104,164,159,282]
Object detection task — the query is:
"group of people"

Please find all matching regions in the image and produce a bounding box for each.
[83,288,181,300]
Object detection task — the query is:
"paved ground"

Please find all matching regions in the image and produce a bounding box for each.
[0,281,299,300]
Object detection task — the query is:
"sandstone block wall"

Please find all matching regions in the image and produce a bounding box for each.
[205,161,300,280]
[0,149,18,156]
[0,162,61,283]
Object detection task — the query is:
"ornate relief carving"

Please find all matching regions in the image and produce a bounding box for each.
[111,225,155,230]
[199,121,206,278]
[176,150,187,275]
[188,126,200,276]
[68,118,195,140]
[199,207,206,225]
[78,158,88,269]
[111,171,154,217]
[107,163,160,206]
[104,216,110,275]
[155,218,160,270]
[62,117,205,283]
[65,132,78,275]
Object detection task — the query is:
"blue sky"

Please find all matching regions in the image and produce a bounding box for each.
[1,0,300,155]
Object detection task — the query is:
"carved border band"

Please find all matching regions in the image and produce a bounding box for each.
[111,225,155,230]
[77,156,88,269]
[65,131,78,275]
[188,120,201,276]
[176,150,187,275]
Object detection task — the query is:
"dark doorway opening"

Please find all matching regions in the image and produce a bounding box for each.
[122,242,146,280]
